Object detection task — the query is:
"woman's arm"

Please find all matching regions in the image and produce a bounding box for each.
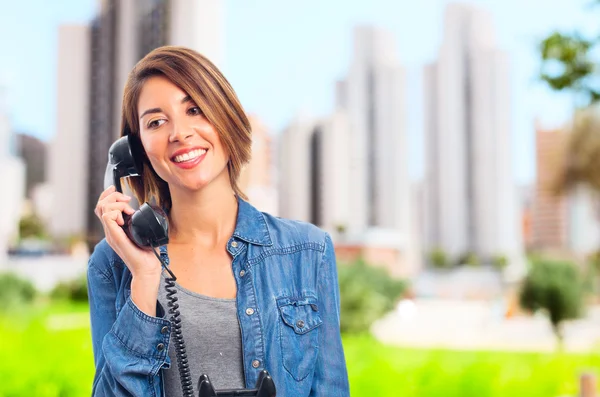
[310,233,350,396]
[87,250,171,397]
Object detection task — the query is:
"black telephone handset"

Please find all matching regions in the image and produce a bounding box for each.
[107,135,169,248]
[106,136,276,397]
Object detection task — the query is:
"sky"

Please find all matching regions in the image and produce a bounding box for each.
[1,0,598,184]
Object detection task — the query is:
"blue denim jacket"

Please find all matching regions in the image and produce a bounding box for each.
[87,197,350,396]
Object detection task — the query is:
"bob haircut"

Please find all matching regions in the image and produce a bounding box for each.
[120,46,251,210]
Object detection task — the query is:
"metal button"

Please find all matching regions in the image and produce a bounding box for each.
[231,241,238,248]
[239,270,246,277]
[245,308,255,315]
[252,360,260,368]
[160,326,169,335]
[296,320,305,329]
[157,343,165,351]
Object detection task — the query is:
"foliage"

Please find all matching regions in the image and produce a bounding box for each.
[18,212,49,240]
[491,254,508,270]
[538,10,600,204]
[50,274,89,302]
[519,259,584,345]
[337,258,407,333]
[539,31,599,105]
[455,251,480,267]
[552,108,600,194]
[428,247,450,269]
[0,272,36,309]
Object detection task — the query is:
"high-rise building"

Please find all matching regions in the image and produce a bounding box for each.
[49,24,91,239]
[567,186,600,254]
[239,115,278,215]
[278,115,314,223]
[424,4,523,266]
[278,26,417,275]
[336,26,409,235]
[0,89,25,263]
[76,0,224,246]
[531,123,568,250]
[278,111,350,233]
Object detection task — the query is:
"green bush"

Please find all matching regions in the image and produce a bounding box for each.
[456,251,480,267]
[0,272,36,309]
[50,275,88,302]
[492,254,508,270]
[428,248,450,269]
[19,213,49,240]
[519,259,584,346]
[338,258,407,334]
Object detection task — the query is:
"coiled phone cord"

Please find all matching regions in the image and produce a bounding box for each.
[152,248,195,397]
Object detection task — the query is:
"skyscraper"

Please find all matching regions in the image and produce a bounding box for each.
[277,26,418,275]
[278,112,350,232]
[238,115,278,215]
[72,0,224,245]
[424,4,523,265]
[531,123,568,250]
[49,24,90,239]
[336,26,409,235]
[278,115,314,223]
[0,88,25,263]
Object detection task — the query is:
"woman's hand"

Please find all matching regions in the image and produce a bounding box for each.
[95,185,163,316]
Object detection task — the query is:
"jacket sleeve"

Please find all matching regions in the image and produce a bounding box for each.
[310,233,350,396]
[87,250,171,397]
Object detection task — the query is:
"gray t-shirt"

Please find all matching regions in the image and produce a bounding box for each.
[158,275,245,396]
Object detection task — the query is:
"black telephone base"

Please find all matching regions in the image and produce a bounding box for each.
[198,370,276,397]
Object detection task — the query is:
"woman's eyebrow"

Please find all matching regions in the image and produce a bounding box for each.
[139,107,162,119]
[139,96,193,119]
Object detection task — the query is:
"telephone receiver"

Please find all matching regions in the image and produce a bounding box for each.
[105,135,169,248]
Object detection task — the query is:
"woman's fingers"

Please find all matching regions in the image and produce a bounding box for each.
[102,210,132,249]
[95,189,132,219]
[98,185,116,201]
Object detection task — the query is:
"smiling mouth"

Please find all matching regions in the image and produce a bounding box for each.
[171,148,208,163]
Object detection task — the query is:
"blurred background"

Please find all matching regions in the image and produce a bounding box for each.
[1,0,600,396]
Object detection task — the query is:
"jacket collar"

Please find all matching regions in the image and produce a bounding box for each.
[232,196,273,246]
[159,196,273,255]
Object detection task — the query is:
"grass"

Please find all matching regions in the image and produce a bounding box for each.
[344,334,600,397]
[1,303,599,396]
[0,302,94,397]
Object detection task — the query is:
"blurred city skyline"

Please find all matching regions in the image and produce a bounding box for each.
[1,0,599,185]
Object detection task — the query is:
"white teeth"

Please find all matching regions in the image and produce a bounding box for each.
[174,149,207,163]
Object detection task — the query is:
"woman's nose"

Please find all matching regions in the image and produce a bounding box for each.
[168,123,194,142]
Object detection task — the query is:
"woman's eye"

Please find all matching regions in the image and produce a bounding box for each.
[147,119,165,129]
[187,106,202,116]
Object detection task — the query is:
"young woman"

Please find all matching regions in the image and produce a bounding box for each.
[88,46,349,397]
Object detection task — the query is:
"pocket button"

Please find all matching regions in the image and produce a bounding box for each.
[296,320,305,329]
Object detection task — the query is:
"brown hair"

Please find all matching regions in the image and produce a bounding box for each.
[120,46,251,210]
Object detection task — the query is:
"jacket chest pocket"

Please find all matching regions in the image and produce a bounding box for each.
[277,296,322,381]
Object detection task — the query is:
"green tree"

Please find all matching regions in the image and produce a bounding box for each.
[538,3,600,259]
[519,260,584,348]
[337,258,408,333]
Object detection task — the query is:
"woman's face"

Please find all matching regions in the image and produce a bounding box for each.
[137,75,229,193]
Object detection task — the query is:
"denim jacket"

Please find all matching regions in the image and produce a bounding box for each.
[87,197,350,396]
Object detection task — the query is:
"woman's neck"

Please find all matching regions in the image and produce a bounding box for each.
[167,175,239,249]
